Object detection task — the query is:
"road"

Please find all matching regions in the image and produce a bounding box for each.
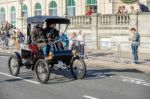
[0,56,150,99]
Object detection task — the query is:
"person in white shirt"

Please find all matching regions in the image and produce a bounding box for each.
[76,30,85,56]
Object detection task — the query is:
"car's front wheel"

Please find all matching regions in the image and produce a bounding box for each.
[35,59,50,84]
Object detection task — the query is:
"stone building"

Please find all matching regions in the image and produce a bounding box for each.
[0,0,150,50]
[0,0,149,28]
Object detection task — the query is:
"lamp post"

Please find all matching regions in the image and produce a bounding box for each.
[19,0,23,32]
[65,0,68,18]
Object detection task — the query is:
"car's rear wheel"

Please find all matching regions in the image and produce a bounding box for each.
[8,55,20,76]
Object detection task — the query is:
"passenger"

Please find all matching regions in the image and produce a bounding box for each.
[44,23,59,41]
[31,24,47,58]
[31,24,46,45]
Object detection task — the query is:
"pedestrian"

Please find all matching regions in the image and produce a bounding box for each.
[76,30,85,56]
[17,29,25,49]
[59,32,69,50]
[12,28,16,45]
[129,28,140,64]
[15,29,19,50]
[3,21,11,49]
[130,6,135,13]
[137,1,149,12]
[69,32,78,51]
[86,6,93,16]
[1,30,5,48]
[4,30,10,49]
[122,6,128,13]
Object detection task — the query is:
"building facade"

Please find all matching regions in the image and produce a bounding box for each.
[0,0,150,28]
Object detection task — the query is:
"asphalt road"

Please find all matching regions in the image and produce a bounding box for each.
[0,56,150,99]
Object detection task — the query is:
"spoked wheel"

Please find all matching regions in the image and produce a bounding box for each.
[35,59,50,84]
[8,55,20,76]
[70,58,86,79]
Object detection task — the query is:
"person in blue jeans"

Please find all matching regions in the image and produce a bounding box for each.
[129,28,140,64]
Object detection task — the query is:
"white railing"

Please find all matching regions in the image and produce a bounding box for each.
[68,16,92,29]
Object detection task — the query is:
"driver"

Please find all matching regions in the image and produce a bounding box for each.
[41,23,60,60]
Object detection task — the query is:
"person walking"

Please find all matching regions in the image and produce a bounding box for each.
[3,21,11,49]
[4,30,10,49]
[17,29,25,49]
[129,28,140,64]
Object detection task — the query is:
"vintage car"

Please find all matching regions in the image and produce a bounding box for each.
[8,16,86,84]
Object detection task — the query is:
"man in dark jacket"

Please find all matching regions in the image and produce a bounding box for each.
[137,1,149,12]
[42,23,59,59]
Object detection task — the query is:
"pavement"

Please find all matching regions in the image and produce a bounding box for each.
[0,56,150,99]
[0,46,150,73]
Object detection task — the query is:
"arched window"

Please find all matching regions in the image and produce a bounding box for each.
[10,6,16,27]
[22,4,28,17]
[86,0,97,13]
[0,7,5,24]
[49,1,57,16]
[35,3,42,16]
[67,0,76,16]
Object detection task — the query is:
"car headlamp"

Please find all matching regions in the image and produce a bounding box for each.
[48,52,54,60]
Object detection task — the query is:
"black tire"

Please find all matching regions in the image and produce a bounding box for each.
[70,58,86,79]
[8,55,20,76]
[35,59,50,84]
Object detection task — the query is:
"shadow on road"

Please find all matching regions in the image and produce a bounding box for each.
[47,69,75,84]
[85,69,143,80]
[0,68,144,84]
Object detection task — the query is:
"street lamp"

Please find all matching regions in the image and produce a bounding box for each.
[19,0,24,32]
[65,0,68,18]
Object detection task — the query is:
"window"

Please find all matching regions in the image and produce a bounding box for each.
[86,0,96,5]
[35,3,42,16]
[49,1,57,16]
[10,6,16,28]
[22,4,28,17]
[0,7,5,24]
[86,0,97,13]
[67,0,76,16]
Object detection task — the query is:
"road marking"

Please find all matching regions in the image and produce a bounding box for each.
[0,72,40,84]
[83,95,99,99]
[120,76,150,87]
[120,76,145,81]
[0,56,8,58]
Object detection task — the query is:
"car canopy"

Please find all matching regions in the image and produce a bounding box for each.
[27,16,70,24]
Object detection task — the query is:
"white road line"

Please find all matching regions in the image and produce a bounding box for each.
[120,76,150,87]
[120,76,145,81]
[0,72,40,84]
[83,95,99,99]
[0,56,8,58]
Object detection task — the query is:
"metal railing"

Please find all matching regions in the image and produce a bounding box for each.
[84,41,150,65]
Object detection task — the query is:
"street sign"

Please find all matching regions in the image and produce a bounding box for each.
[121,0,137,4]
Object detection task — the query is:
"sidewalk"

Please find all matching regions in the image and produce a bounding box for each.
[0,46,150,73]
[84,59,150,73]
